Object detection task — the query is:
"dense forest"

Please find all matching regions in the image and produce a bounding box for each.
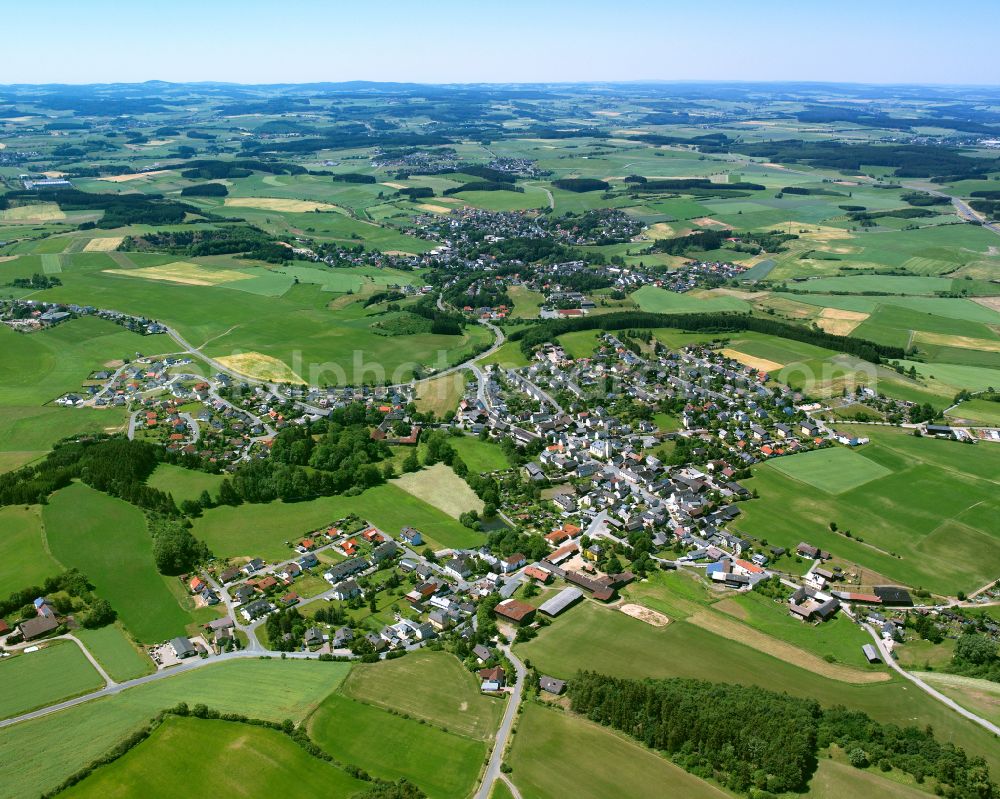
[121,225,291,262]
[731,140,999,181]
[552,178,610,193]
[569,672,995,797]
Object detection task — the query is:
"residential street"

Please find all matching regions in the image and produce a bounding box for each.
[474,643,526,799]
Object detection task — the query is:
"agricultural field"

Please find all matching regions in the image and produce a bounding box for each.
[145,463,225,504]
[0,659,351,799]
[413,369,467,417]
[392,462,485,519]
[514,602,1000,775]
[341,650,503,740]
[0,317,146,459]
[0,504,61,592]
[309,692,487,799]
[74,625,155,682]
[43,482,195,643]
[738,428,1000,596]
[632,284,751,313]
[767,447,892,494]
[192,482,484,559]
[0,641,103,720]
[508,702,728,799]
[61,716,368,799]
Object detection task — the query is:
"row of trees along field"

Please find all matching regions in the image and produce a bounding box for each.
[509,310,906,363]
[569,672,995,798]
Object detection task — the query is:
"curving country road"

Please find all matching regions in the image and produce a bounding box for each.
[862,624,1000,736]
[474,643,527,799]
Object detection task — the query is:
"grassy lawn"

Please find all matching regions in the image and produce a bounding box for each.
[392,462,485,519]
[450,435,512,473]
[193,483,484,560]
[145,463,225,504]
[508,702,728,799]
[0,641,103,720]
[341,650,503,741]
[61,716,367,799]
[738,427,1000,596]
[308,692,487,799]
[43,482,193,643]
[0,504,61,593]
[75,625,155,682]
[768,447,891,494]
[0,659,350,799]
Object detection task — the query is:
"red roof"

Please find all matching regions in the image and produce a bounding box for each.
[494,599,536,622]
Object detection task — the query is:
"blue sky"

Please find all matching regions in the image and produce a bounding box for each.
[4,0,998,85]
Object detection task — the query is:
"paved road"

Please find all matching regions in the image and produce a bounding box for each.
[474,643,527,799]
[862,624,1000,736]
[0,647,338,730]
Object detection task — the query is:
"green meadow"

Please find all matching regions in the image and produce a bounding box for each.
[632,284,751,313]
[30,257,489,384]
[515,602,1000,775]
[0,504,61,592]
[146,463,225,504]
[0,316,146,459]
[75,624,155,682]
[768,447,891,494]
[738,428,1000,595]
[450,435,512,474]
[309,692,487,799]
[61,716,367,799]
[0,641,103,720]
[509,702,728,799]
[341,650,503,740]
[0,659,351,799]
[43,482,194,643]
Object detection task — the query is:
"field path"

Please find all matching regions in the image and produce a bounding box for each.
[863,624,1000,736]
[474,643,526,799]
[687,611,890,684]
[63,633,117,687]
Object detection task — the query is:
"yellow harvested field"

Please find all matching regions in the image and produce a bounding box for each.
[0,142,5,149]
[383,249,418,256]
[768,222,853,242]
[417,204,453,214]
[380,181,408,189]
[103,261,254,287]
[143,139,174,146]
[913,330,1000,353]
[692,217,727,228]
[82,236,124,252]
[721,348,783,373]
[98,170,173,183]
[0,203,66,222]
[688,611,890,684]
[972,296,1000,313]
[225,197,340,213]
[392,462,484,519]
[215,352,305,384]
[645,222,675,238]
[42,170,67,178]
[815,307,870,336]
[620,603,669,627]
